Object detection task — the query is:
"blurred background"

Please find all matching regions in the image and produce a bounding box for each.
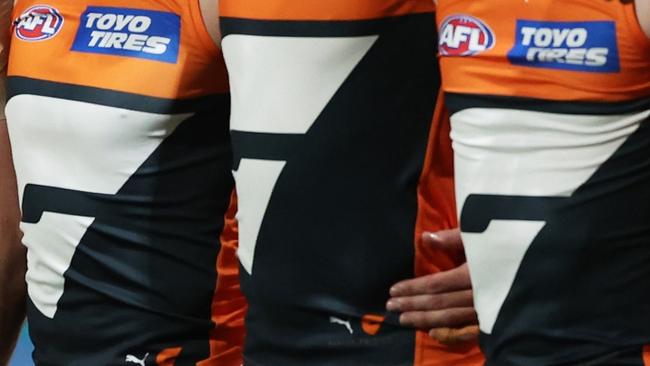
[10,324,33,366]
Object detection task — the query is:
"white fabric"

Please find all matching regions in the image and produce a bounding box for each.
[222,34,377,274]
[451,107,650,334]
[6,95,189,318]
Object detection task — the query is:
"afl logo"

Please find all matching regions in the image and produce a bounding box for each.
[15,5,64,41]
[439,15,495,56]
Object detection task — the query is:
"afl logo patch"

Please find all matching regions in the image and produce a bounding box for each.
[15,5,64,41]
[439,15,495,56]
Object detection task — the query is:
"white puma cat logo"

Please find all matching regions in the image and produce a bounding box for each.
[329,316,354,334]
[125,353,149,366]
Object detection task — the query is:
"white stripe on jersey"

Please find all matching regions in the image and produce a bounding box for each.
[6,95,191,318]
[223,35,377,274]
[451,107,650,334]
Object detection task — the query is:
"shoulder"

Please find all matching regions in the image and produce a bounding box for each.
[198,0,220,48]
[636,0,650,39]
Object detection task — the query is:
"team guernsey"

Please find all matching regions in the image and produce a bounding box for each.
[438,1,650,365]
[6,1,242,365]
[220,1,482,365]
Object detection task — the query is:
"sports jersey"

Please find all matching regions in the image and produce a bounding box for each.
[437,1,650,365]
[6,1,242,365]
[219,1,483,365]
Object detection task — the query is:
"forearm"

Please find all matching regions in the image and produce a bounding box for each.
[0,227,26,366]
[0,112,26,363]
[0,1,23,362]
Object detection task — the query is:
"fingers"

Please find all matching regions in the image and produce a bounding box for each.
[429,325,480,344]
[422,228,463,252]
[387,290,473,312]
[398,307,478,329]
[390,263,471,297]
[386,228,476,338]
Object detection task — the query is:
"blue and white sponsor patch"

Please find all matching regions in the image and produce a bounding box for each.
[508,20,619,73]
[72,7,180,63]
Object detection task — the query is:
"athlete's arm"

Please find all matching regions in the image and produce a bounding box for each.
[387,229,479,343]
[199,0,221,47]
[0,118,25,366]
[0,2,27,364]
[0,68,27,366]
[637,0,650,39]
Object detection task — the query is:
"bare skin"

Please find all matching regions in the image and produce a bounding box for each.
[0,1,27,363]
[200,0,221,46]
[638,0,650,38]
[387,230,479,344]
[0,117,26,365]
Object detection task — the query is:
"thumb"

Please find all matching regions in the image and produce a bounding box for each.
[422,229,463,252]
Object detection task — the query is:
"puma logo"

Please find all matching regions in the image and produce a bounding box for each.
[329,316,354,334]
[125,353,149,366]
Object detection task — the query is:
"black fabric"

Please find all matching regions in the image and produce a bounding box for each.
[225,13,439,366]
[446,92,650,116]
[222,14,433,37]
[461,116,650,366]
[22,106,234,366]
[7,76,224,115]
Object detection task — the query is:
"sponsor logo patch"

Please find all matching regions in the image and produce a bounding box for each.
[72,7,180,63]
[439,14,495,56]
[508,20,619,73]
[15,5,64,42]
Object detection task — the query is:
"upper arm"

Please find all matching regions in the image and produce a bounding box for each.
[636,0,650,39]
[199,0,221,48]
[0,118,20,234]
[0,0,20,235]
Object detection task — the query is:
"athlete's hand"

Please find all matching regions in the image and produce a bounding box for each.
[386,229,479,344]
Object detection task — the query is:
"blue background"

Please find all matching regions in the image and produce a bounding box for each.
[10,325,33,366]
[71,6,181,64]
[507,20,620,73]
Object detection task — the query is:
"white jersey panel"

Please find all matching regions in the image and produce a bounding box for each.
[451,107,649,334]
[5,95,190,318]
[223,35,376,274]
[223,34,377,134]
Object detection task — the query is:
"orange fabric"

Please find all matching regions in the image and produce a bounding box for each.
[156,347,182,366]
[8,0,228,98]
[438,0,650,102]
[644,345,650,366]
[361,314,386,336]
[412,92,483,366]
[220,0,434,21]
[199,191,247,366]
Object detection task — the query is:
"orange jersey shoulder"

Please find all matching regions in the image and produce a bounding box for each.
[9,0,227,99]
[437,0,650,102]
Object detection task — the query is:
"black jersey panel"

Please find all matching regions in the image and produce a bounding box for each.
[445,93,650,116]
[24,104,234,366]
[6,76,222,115]
[462,117,650,366]
[228,13,438,366]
